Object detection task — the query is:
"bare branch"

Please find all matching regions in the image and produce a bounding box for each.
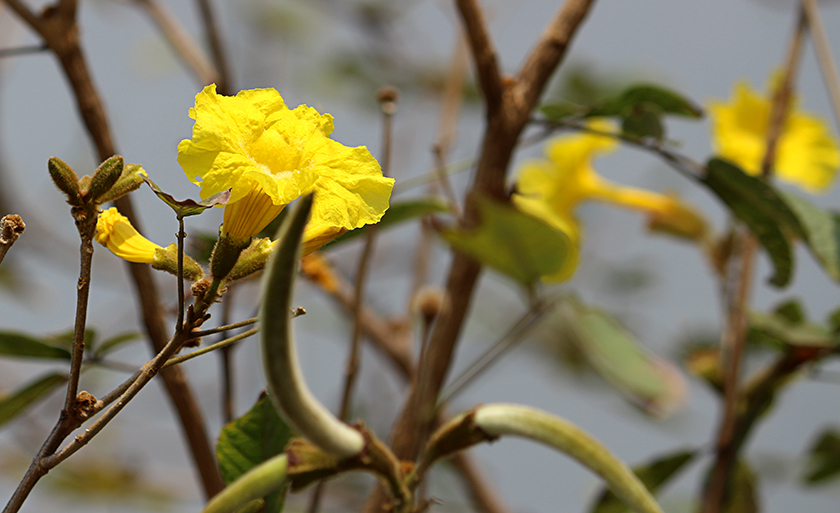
[454,0,503,113]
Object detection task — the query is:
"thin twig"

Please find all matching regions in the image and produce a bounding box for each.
[0,44,47,57]
[454,0,503,114]
[165,327,258,368]
[131,0,219,86]
[176,216,187,333]
[194,0,232,94]
[701,12,806,513]
[801,0,840,132]
[2,0,225,500]
[0,214,25,266]
[387,0,599,466]
[190,316,258,338]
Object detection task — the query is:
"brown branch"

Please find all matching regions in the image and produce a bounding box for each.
[801,0,840,131]
[387,0,598,466]
[454,0,503,115]
[194,0,232,94]
[701,11,806,513]
[2,0,224,500]
[514,0,596,114]
[131,0,219,86]
[0,214,25,265]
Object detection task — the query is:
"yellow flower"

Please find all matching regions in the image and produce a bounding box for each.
[513,120,704,281]
[177,84,394,240]
[709,80,840,193]
[95,207,162,264]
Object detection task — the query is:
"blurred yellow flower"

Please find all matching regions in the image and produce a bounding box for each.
[95,207,162,264]
[177,84,394,240]
[709,81,840,193]
[513,120,704,281]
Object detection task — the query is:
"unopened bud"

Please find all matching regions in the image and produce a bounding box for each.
[48,157,82,206]
[411,286,449,326]
[153,243,205,281]
[97,163,147,204]
[86,155,124,203]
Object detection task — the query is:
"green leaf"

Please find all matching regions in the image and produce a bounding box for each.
[93,332,142,357]
[701,158,805,287]
[591,84,703,119]
[144,177,230,219]
[590,449,696,513]
[748,307,839,350]
[777,189,840,282]
[620,103,664,141]
[803,429,840,485]
[217,394,294,513]
[773,299,805,324]
[440,195,574,287]
[0,332,72,360]
[329,197,450,247]
[0,373,67,428]
[540,101,585,121]
[560,299,686,417]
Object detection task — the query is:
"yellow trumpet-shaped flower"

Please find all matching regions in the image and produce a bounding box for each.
[95,207,162,264]
[709,80,840,193]
[177,84,394,241]
[513,120,704,281]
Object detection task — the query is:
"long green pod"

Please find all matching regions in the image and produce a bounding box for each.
[200,454,288,513]
[473,404,664,513]
[259,194,366,458]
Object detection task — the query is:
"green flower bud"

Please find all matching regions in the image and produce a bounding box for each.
[97,163,148,204]
[226,237,273,283]
[209,232,250,281]
[48,157,82,206]
[153,243,205,282]
[86,155,124,203]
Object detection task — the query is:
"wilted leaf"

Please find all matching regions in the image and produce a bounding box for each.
[803,429,840,485]
[217,393,295,513]
[440,195,574,287]
[560,298,686,417]
[701,158,805,287]
[0,373,67,428]
[0,332,71,360]
[144,177,230,218]
[778,189,840,283]
[590,449,696,513]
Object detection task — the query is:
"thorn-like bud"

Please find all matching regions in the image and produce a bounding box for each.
[410,286,449,326]
[48,157,83,206]
[377,85,399,115]
[86,155,124,203]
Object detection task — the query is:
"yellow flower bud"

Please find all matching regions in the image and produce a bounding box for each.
[95,208,162,264]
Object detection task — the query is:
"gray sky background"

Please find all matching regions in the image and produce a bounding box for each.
[1,1,840,512]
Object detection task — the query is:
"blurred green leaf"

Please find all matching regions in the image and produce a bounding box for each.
[701,158,805,287]
[829,307,840,334]
[0,373,67,428]
[45,456,174,506]
[560,298,686,417]
[93,332,142,357]
[803,429,840,485]
[217,393,295,513]
[620,103,664,141]
[773,299,805,324]
[45,328,95,352]
[440,196,573,287]
[0,332,72,360]
[590,449,696,513]
[748,306,839,350]
[777,189,840,283]
[330,197,450,247]
[540,101,585,121]
[594,85,703,118]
